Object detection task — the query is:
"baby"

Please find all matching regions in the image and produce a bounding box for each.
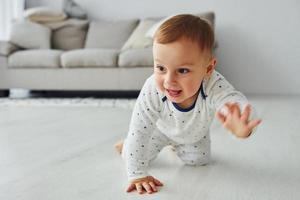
[115,14,262,195]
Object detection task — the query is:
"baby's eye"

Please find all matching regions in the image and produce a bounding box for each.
[178,68,189,74]
[156,65,166,72]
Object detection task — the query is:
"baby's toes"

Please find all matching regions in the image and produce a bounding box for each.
[114,140,124,154]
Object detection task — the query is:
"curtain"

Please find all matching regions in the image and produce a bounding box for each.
[0,0,25,41]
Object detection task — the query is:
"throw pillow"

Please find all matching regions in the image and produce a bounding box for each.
[145,15,174,38]
[9,20,51,49]
[85,19,139,49]
[24,7,67,23]
[43,19,89,50]
[63,0,87,19]
[121,19,157,51]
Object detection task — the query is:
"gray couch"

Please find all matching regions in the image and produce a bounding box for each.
[0,12,215,97]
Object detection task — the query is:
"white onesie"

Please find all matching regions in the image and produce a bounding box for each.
[122,70,256,181]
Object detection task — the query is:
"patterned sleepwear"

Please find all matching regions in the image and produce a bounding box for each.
[122,70,257,181]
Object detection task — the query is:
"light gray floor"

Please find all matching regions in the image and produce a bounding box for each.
[0,95,300,200]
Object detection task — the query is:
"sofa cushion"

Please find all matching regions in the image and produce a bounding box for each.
[24,7,67,23]
[61,49,119,68]
[121,19,156,51]
[9,20,51,49]
[8,50,63,68]
[43,19,89,50]
[85,19,138,49]
[118,47,153,67]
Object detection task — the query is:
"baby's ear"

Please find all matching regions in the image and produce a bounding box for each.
[206,58,217,76]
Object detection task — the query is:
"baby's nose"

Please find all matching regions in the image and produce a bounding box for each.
[165,73,177,85]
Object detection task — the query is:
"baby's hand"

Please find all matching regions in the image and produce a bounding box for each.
[216,103,262,138]
[126,175,163,194]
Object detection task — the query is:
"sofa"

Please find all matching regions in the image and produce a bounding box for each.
[0,8,215,97]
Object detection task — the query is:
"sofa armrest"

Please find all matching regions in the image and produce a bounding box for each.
[0,41,19,56]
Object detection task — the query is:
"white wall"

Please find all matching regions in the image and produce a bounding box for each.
[26,0,300,94]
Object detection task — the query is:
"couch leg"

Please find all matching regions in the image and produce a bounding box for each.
[0,90,9,97]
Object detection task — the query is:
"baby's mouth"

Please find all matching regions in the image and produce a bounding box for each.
[166,89,182,97]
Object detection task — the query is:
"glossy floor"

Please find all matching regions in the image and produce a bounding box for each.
[0,95,299,200]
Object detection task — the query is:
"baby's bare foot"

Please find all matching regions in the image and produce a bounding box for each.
[114,140,124,154]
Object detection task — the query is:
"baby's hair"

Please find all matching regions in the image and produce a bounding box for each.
[154,14,215,56]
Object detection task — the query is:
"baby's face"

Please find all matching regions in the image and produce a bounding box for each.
[153,38,215,108]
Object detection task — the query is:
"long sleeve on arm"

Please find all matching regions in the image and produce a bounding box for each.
[206,71,258,133]
[125,75,162,181]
